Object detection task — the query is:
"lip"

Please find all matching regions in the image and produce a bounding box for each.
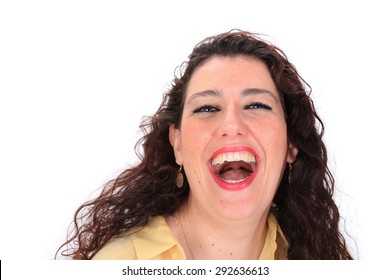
[208,146,260,191]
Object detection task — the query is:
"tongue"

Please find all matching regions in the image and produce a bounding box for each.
[218,161,253,181]
[219,168,251,181]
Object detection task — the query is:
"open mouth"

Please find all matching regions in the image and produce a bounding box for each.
[208,147,258,190]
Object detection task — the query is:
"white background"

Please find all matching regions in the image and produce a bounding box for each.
[1,0,389,260]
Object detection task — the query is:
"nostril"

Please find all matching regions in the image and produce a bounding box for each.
[221,128,245,137]
[220,121,247,137]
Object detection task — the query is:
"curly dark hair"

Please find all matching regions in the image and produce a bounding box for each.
[56,30,353,260]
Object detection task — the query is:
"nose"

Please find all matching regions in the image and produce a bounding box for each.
[218,105,248,138]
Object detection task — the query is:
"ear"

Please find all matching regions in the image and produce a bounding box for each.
[169,124,183,165]
[287,142,298,164]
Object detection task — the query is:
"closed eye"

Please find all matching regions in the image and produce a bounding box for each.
[193,105,220,114]
[244,102,272,110]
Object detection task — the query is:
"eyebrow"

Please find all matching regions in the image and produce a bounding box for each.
[185,88,280,106]
[242,88,280,103]
[185,90,221,106]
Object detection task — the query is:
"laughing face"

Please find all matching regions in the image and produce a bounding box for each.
[169,55,297,221]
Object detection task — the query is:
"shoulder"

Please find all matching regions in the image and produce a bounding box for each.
[258,212,289,260]
[92,229,136,260]
[92,216,185,260]
[268,213,289,260]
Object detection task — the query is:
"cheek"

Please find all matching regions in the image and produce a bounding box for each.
[255,121,288,153]
[180,121,213,157]
[184,161,204,188]
[179,123,211,191]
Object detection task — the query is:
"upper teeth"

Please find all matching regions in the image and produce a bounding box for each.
[211,151,256,166]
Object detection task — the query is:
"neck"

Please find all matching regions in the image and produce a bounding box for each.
[177,201,269,260]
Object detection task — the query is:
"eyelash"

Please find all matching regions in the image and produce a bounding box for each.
[193,105,220,113]
[244,102,272,110]
[193,102,272,114]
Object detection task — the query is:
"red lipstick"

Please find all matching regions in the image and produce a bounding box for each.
[208,146,260,191]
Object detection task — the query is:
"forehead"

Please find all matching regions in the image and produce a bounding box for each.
[186,55,277,95]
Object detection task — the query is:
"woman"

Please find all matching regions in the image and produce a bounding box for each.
[57,30,353,260]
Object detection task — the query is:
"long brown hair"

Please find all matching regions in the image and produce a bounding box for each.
[56,30,353,260]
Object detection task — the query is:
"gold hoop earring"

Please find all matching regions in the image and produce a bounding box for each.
[176,165,184,188]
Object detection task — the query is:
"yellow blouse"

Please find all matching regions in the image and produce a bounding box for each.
[93,213,288,260]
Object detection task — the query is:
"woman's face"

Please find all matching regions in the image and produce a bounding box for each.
[170,55,297,221]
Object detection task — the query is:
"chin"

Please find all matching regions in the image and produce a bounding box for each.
[213,193,266,221]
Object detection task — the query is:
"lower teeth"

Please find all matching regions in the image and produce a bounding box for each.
[221,177,249,184]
